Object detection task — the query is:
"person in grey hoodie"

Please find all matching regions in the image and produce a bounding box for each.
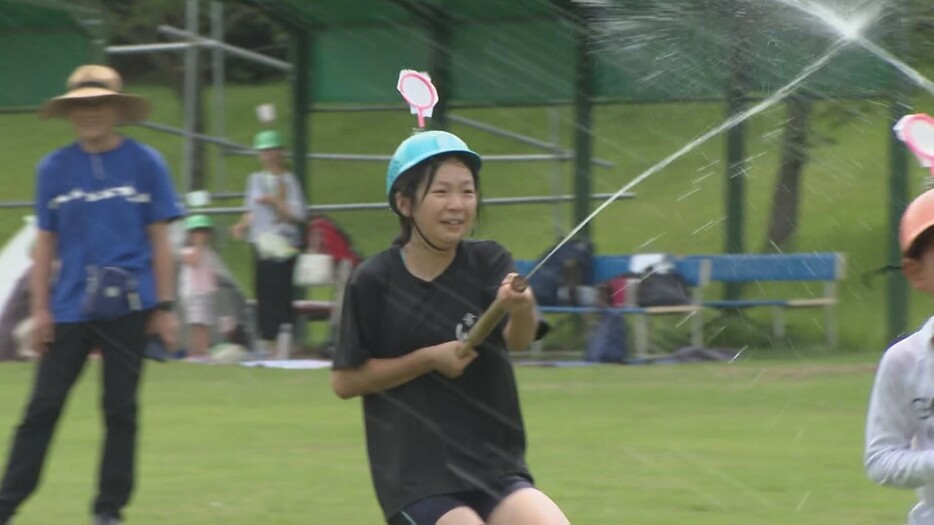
[866,188,934,525]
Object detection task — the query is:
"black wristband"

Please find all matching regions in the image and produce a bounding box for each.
[156,300,174,312]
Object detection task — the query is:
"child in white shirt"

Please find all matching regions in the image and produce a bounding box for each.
[179,214,219,358]
[867,188,934,525]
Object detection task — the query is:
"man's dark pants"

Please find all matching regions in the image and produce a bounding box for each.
[0,310,150,521]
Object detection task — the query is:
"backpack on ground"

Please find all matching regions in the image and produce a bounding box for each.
[528,238,594,307]
[630,254,689,307]
[636,271,690,307]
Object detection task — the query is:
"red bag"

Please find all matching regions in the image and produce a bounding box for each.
[608,276,629,307]
[306,216,363,266]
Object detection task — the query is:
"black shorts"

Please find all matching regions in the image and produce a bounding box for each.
[387,475,534,525]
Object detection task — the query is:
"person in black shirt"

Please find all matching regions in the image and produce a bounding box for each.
[331,131,569,525]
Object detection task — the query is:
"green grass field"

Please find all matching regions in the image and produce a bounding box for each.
[0,357,915,524]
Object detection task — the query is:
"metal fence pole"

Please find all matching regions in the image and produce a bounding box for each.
[211,1,226,192]
[887,0,912,342]
[573,9,594,241]
[106,42,194,54]
[182,0,200,191]
[0,192,635,213]
[724,5,751,302]
[448,114,614,169]
[549,106,565,240]
[158,25,292,72]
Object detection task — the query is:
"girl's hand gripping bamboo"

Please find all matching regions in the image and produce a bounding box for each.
[457,275,529,357]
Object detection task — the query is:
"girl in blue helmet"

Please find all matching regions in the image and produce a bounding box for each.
[331,131,569,525]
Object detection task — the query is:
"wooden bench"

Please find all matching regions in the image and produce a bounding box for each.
[515,255,711,359]
[683,252,846,347]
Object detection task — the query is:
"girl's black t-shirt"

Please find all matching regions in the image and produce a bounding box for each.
[334,240,544,518]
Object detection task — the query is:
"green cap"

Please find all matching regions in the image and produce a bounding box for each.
[185,214,213,231]
[253,130,284,150]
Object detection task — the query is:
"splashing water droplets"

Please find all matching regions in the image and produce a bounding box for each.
[769,0,934,96]
[769,0,876,43]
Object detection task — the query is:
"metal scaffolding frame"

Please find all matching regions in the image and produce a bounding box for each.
[99,0,629,237]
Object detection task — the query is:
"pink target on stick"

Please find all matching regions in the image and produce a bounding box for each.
[398,69,438,128]
[895,113,934,177]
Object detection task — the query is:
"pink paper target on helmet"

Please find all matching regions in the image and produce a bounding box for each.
[895,113,934,176]
[398,69,438,129]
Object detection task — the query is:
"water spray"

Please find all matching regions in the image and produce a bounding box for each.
[768,0,934,97]
[398,36,851,353]
[525,39,849,285]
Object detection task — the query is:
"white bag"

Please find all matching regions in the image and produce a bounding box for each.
[294,253,335,286]
[629,253,676,275]
[256,231,298,261]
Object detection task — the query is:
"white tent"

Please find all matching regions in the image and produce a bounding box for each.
[0,217,36,314]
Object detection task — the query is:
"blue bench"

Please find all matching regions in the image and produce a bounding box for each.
[516,251,845,355]
[684,252,845,347]
[515,255,711,358]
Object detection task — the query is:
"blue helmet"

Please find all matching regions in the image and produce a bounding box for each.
[386,131,482,214]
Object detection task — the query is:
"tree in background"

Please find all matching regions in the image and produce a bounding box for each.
[764,95,812,252]
[764,0,933,252]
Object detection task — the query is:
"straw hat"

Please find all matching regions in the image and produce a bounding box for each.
[40,65,150,125]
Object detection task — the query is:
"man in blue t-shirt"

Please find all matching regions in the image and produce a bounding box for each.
[0,65,183,525]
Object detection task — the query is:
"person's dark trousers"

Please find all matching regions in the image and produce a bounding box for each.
[252,247,297,341]
[0,310,150,522]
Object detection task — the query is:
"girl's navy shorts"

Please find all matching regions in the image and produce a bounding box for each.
[387,475,534,525]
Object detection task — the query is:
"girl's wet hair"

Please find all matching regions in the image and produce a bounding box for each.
[861,226,934,287]
[906,226,934,260]
[390,153,480,247]
[860,264,902,287]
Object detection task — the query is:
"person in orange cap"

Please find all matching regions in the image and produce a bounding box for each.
[866,188,934,525]
[0,65,183,525]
